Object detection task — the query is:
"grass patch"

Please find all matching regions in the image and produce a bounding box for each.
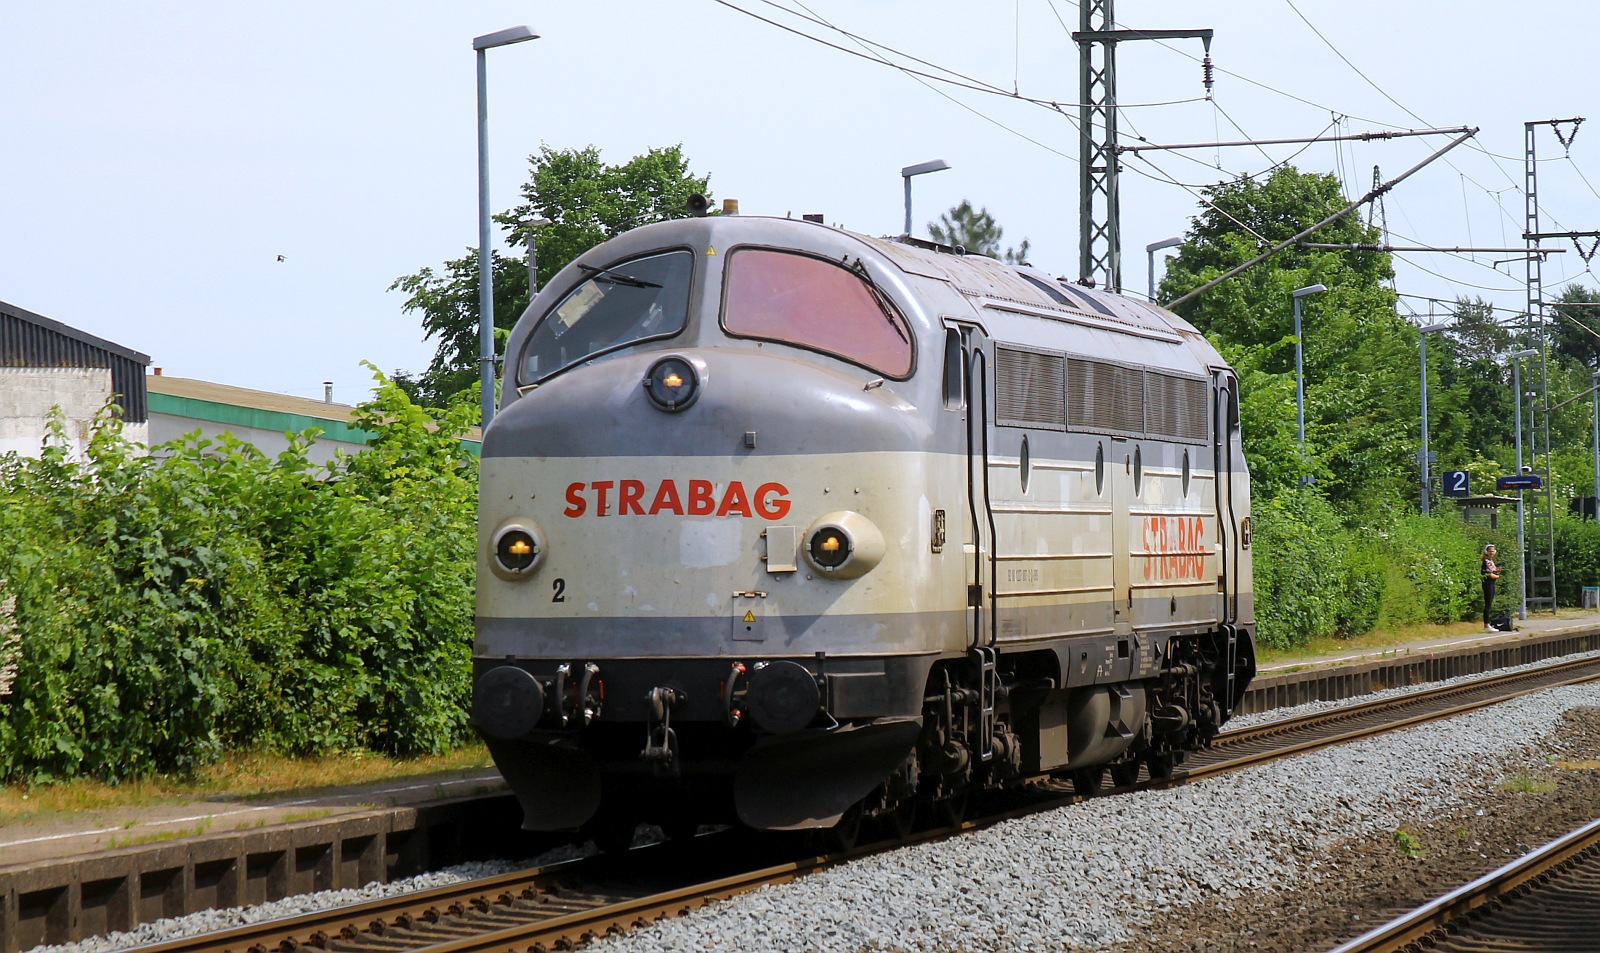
[107,820,212,850]
[1556,759,1600,771]
[1258,620,1486,667]
[281,809,333,824]
[1499,770,1558,794]
[1392,828,1427,858]
[0,743,494,828]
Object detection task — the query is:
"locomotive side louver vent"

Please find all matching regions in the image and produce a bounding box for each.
[1145,372,1209,442]
[995,345,1066,429]
[1068,358,1143,433]
[1109,363,1146,434]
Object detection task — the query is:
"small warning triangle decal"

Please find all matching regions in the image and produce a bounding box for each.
[742,610,756,623]
[706,246,717,256]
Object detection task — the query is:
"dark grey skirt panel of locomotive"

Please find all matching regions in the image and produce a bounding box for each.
[473,215,1256,834]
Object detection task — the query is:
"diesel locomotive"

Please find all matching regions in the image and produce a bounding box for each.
[471,211,1256,844]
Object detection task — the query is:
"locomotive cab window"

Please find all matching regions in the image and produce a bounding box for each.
[722,248,913,378]
[942,328,965,409]
[518,250,693,385]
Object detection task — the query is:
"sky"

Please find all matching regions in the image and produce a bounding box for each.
[2,1,1597,403]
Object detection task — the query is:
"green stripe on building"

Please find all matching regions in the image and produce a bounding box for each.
[148,393,481,456]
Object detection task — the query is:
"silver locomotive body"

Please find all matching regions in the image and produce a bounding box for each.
[473,215,1255,837]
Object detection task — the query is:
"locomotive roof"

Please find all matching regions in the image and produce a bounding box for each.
[533,215,1224,371]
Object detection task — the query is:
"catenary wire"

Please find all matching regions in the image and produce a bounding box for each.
[717,0,1206,110]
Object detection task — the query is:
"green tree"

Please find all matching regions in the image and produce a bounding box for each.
[391,144,712,409]
[1425,298,1516,477]
[1158,166,1414,508]
[1550,282,1600,369]
[928,200,1031,263]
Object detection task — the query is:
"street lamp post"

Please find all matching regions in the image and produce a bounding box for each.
[475,24,539,429]
[1512,348,1538,620]
[1146,236,1182,302]
[901,159,950,237]
[1418,322,1450,513]
[526,215,552,297]
[1292,284,1327,485]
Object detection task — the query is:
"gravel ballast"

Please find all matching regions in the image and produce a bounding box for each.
[20,679,1600,953]
[591,683,1600,953]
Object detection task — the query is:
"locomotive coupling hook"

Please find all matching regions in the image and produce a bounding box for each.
[646,686,686,722]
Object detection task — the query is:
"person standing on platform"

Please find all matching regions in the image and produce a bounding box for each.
[1481,544,1501,630]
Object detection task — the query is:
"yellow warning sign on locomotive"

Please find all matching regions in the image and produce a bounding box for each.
[742,610,756,623]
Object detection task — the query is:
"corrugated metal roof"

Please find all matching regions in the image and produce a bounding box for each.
[1,298,151,422]
[148,374,362,422]
[147,375,483,444]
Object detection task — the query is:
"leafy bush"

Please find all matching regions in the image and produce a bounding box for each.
[1252,492,1516,649]
[1251,490,1356,648]
[0,374,477,783]
[1553,514,1600,606]
[1376,513,1504,625]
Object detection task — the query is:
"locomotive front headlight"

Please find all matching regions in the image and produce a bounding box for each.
[801,511,886,579]
[643,355,702,412]
[490,519,546,581]
[809,527,850,569]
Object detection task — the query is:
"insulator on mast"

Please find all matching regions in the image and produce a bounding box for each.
[1202,55,1214,97]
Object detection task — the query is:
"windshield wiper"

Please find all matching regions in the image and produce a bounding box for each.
[848,259,910,344]
[577,263,662,288]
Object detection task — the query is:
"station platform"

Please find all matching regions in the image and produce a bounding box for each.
[1255,609,1600,676]
[0,766,507,869]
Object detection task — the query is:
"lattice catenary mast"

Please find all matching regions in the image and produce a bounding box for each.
[1073,0,1210,292]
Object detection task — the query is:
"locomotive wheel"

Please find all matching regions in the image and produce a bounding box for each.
[929,791,967,828]
[1109,761,1140,787]
[821,802,863,852]
[1145,752,1177,782]
[1071,766,1104,796]
[879,798,917,840]
[661,818,700,842]
[584,814,639,854]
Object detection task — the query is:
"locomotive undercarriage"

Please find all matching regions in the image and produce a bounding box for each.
[474,626,1252,846]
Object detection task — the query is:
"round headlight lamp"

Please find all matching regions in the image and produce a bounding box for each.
[490,519,546,580]
[808,527,851,569]
[643,356,701,412]
[801,511,887,579]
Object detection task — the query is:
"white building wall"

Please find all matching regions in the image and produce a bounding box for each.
[147,415,360,467]
[0,367,149,458]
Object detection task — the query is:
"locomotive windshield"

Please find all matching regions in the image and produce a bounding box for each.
[518,249,693,385]
[723,248,913,378]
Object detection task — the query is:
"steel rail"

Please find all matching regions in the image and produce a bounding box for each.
[402,859,819,953]
[120,862,599,953]
[1325,815,1600,953]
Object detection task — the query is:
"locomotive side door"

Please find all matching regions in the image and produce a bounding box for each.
[1211,369,1240,622]
[953,323,995,653]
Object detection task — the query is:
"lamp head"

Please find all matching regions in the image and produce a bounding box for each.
[474,25,539,50]
[1292,283,1328,298]
[901,159,951,178]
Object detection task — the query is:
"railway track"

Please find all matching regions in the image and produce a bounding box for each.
[124,654,1600,953]
[1188,652,1600,780]
[1327,815,1600,952]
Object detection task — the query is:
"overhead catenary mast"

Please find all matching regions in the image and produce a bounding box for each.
[1522,117,1597,615]
[1073,0,1211,293]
